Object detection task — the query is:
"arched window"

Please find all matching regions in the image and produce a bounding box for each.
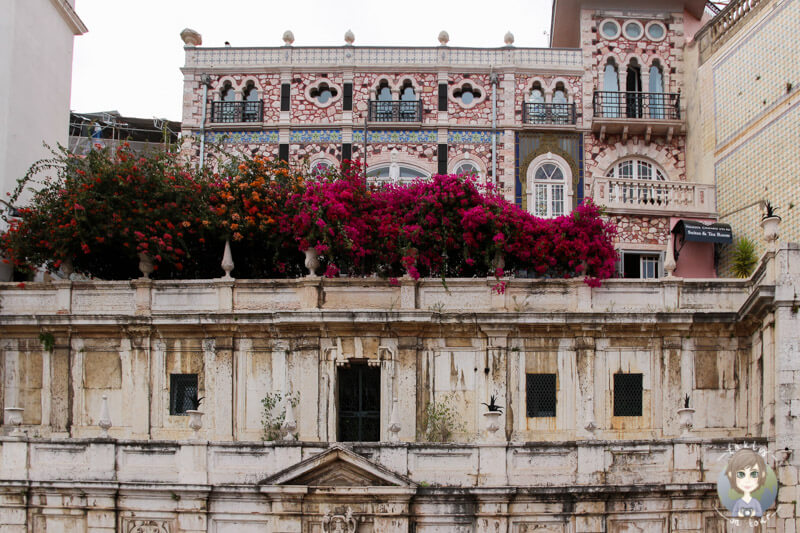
[553,82,569,123]
[399,80,417,121]
[377,80,392,101]
[310,159,334,177]
[243,81,260,122]
[366,164,430,184]
[603,60,620,118]
[454,83,481,106]
[649,62,664,119]
[605,159,668,206]
[375,80,393,121]
[453,160,481,177]
[626,59,643,118]
[310,82,337,104]
[221,81,235,102]
[526,154,573,219]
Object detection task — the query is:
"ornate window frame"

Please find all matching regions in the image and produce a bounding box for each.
[599,18,621,40]
[305,79,342,109]
[449,79,487,109]
[526,152,573,218]
[449,153,485,178]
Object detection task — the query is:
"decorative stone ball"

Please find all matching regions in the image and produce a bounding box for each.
[283,30,295,46]
[438,30,450,46]
[180,28,202,47]
[344,29,355,45]
[504,31,515,46]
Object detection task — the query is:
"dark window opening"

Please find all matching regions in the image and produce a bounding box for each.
[613,373,643,416]
[338,364,380,442]
[280,83,291,111]
[437,143,448,175]
[279,143,289,163]
[526,373,557,417]
[310,83,338,104]
[626,60,643,118]
[619,251,662,279]
[343,83,353,110]
[453,84,481,105]
[170,374,198,416]
[342,143,352,161]
[438,83,448,111]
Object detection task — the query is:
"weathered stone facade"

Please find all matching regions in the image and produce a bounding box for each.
[1,245,799,531]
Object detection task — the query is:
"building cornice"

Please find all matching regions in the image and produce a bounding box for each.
[49,0,88,36]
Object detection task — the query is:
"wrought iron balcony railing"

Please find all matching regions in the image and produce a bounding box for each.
[210,101,263,123]
[368,100,423,123]
[522,102,577,125]
[592,91,680,120]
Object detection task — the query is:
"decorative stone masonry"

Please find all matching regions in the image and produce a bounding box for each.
[610,214,670,246]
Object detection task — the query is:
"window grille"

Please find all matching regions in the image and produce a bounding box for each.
[613,373,643,416]
[170,374,198,416]
[526,373,557,417]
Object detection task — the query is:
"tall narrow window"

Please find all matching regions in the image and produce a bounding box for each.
[280,83,291,111]
[533,163,565,218]
[243,81,260,122]
[626,59,643,118]
[343,83,353,111]
[400,81,417,121]
[438,82,448,111]
[338,364,380,442]
[603,61,620,117]
[553,83,568,123]
[528,82,545,123]
[376,80,393,121]
[649,63,664,119]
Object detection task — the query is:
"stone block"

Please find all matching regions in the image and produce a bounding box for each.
[777,503,794,518]
[778,465,798,486]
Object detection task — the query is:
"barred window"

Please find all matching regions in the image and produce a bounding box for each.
[613,373,643,416]
[170,374,198,416]
[526,373,557,417]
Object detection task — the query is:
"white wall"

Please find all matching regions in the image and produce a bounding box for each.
[0,0,85,279]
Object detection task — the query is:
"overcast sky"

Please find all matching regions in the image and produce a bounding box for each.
[70,0,553,122]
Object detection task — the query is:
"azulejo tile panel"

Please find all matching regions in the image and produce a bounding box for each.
[290,130,342,143]
[713,0,800,146]
[447,131,493,144]
[205,131,279,144]
[352,130,437,143]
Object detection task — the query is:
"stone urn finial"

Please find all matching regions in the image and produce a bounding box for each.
[283,30,295,46]
[438,30,450,46]
[180,28,203,47]
[221,239,235,279]
[504,31,515,46]
[344,29,355,46]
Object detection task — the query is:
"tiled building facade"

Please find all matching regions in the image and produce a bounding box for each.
[180,0,720,279]
[686,0,800,274]
[2,2,800,533]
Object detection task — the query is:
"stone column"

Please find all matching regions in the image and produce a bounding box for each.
[123,327,152,439]
[479,327,511,442]
[575,336,597,438]
[48,330,71,436]
[206,335,234,441]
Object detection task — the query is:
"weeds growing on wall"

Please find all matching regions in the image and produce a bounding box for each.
[261,391,299,441]
[423,393,467,443]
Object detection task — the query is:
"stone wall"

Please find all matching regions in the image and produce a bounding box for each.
[0,245,799,531]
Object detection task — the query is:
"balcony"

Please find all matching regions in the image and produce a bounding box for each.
[210,101,263,124]
[591,178,715,216]
[521,102,577,126]
[368,100,423,123]
[592,91,682,141]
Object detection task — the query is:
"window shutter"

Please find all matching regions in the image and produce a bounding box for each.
[279,143,289,162]
[342,143,352,161]
[437,144,448,175]
[280,83,291,111]
[343,83,353,111]
[438,83,448,111]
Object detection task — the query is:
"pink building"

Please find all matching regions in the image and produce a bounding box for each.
[180,1,725,279]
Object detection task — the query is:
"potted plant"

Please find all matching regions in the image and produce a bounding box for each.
[185,394,204,438]
[677,393,695,437]
[760,201,781,244]
[481,394,504,438]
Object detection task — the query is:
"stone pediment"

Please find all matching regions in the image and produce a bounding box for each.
[259,445,414,487]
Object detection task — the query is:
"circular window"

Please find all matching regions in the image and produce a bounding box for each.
[600,19,621,40]
[645,21,666,41]
[622,20,644,40]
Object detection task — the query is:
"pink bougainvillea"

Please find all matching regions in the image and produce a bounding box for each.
[2,150,617,285]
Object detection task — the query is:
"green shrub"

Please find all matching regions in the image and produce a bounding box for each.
[731,237,758,278]
[423,393,466,442]
[261,391,299,441]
